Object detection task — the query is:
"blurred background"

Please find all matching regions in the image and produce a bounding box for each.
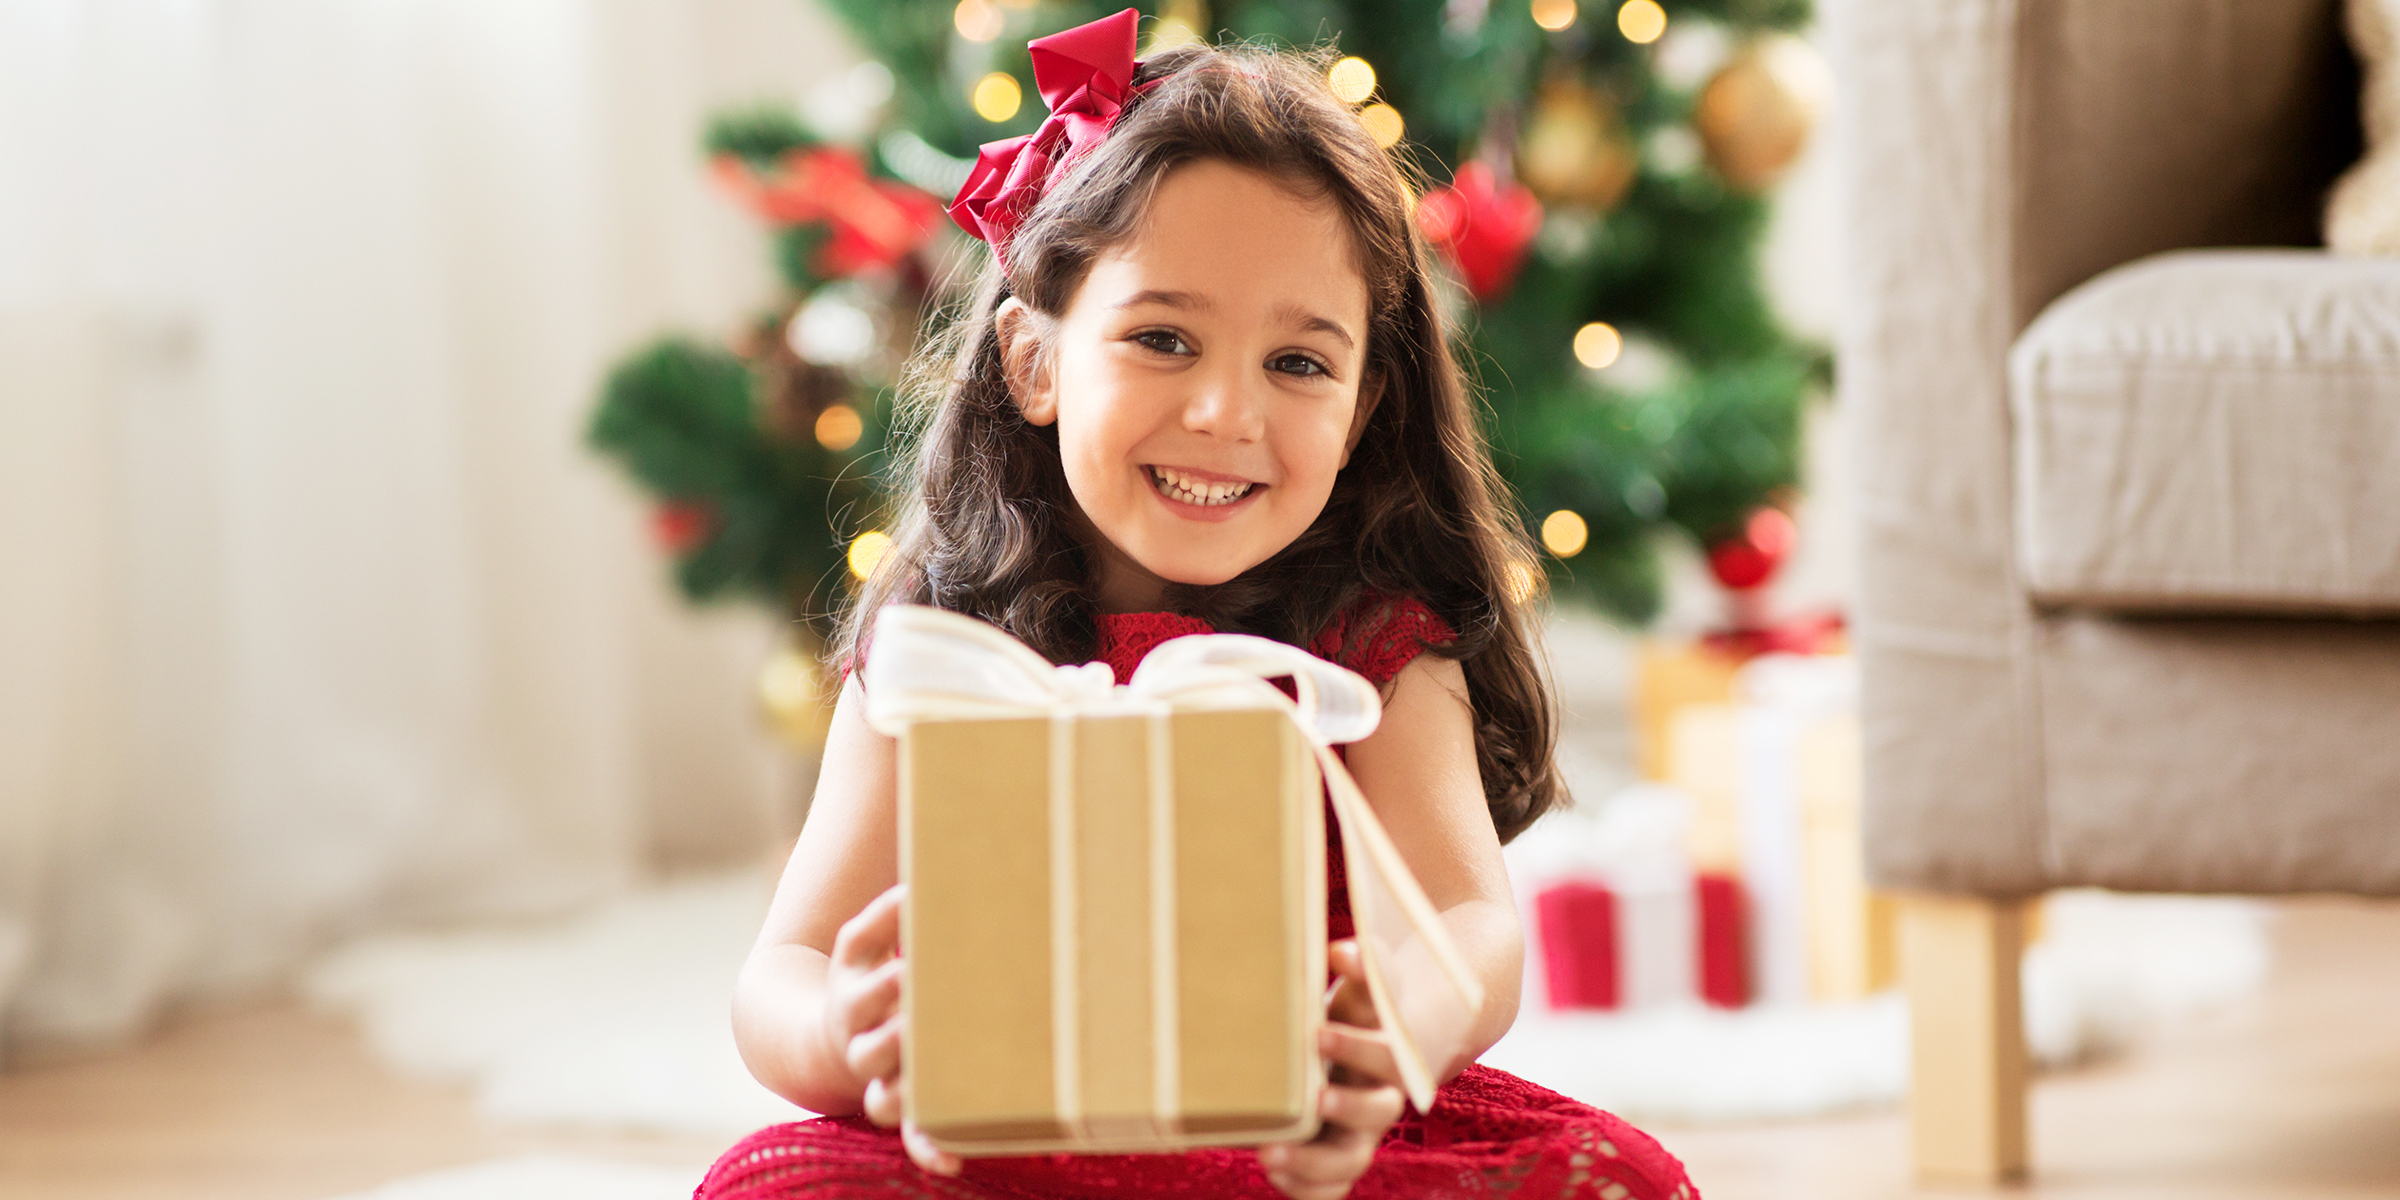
[3,2,2395,1199]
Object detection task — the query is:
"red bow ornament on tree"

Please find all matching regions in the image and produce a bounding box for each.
[1416,162,1545,301]
[950,8,1147,259]
[711,146,946,277]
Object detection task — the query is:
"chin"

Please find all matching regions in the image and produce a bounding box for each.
[1152,562,1248,588]
[1135,544,1261,589]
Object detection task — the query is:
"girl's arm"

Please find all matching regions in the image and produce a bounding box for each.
[731,675,904,1116]
[1340,653,1525,1080]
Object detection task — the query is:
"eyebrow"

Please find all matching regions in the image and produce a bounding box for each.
[1113,289,1358,350]
[1275,303,1357,351]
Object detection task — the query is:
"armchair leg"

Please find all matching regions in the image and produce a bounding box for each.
[1899,893,2029,1185]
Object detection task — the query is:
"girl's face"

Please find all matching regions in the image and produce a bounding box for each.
[1002,160,1377,613]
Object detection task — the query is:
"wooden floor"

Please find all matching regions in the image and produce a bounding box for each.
[2,898,2396,1200]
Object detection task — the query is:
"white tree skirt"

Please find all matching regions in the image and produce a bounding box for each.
[307,871,2269,1142]
[306,872,805,1138]
[321,1155,703,1200]
[1485,885,2269,1123]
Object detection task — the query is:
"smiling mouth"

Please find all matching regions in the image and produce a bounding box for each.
[1146,465,1258,507]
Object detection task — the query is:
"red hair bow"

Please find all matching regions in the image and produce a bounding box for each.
[949,7,1145,259]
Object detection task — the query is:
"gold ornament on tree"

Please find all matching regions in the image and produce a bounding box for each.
[1515,82,1639,212]
[1694,34,1834,192]
[759,643,837,754]
[1148,0,1208,51]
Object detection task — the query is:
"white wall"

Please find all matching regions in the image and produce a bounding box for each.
[0,0,861,1059]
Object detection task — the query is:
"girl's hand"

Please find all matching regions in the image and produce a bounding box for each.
[823,884,962,1178]
[1257,940,1407,1200]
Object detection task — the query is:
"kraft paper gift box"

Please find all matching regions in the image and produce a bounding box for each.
[862,605,1485,1158]
[1662,654,1892,1007]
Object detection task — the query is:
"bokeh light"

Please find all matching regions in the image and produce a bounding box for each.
[1572,321,1623,369]
[757,650,817,717]
[1541,509,1590,557]
[847,529,894,580]
[953,0,1003,42]
[814,404,864,452]
[1531,0,1578,32]
[1359,102,1405,148]
[1328,56,1377,104]
[971,72,1022,123]
[1503,559,1543,604]
[1618,0,1667,44]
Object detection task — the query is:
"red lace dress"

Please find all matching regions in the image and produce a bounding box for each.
[698,600,1699,1200]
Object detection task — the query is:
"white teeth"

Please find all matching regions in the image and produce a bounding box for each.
[1148,466,1255,507]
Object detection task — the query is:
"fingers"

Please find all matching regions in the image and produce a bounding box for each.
[1317,1079,1404,1133]
[825,955,904,1047]
[1326,977,1378,1030]
[831,884,907,970]
[902,1121,962,1177]
[845,1013,904,1085]
[1323,940,1378,1029]
[1320,1022,1401,1091]
[1257,1115,1379,1200]
[1328,939,1362,979]
[863,1071,906,1127]
[1256,1052,1407,1200]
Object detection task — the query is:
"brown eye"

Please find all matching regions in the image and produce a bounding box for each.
[1270,353,1328,377]
[1133,330,1191,356]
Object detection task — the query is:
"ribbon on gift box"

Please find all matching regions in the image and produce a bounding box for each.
[864,605,1484,1124]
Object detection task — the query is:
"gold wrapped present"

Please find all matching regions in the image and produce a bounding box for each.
[863,606,1483,1157]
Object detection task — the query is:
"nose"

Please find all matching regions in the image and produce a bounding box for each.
[1178,362,1266,443]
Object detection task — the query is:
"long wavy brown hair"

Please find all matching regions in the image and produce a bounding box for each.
[836,38,1562,841]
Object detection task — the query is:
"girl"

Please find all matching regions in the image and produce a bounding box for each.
[701,14,1699,1200]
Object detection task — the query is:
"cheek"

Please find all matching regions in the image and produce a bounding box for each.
[1049,348,1145,487]
[1274,403,1357,497]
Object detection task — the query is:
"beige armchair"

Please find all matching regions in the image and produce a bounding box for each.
[1838,0,2400,1183]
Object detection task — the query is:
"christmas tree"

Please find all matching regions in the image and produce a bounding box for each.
[587,105,944,645]
[589,0,1829,637]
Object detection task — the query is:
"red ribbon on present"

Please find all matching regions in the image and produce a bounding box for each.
[1535,880,1621,1010]
[711,146,946,277]
[950,8,1148,258]
[1699,610,1846,659]
[1416,162,1544,301]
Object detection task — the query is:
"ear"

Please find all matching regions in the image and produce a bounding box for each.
[995,298,1059,427]
[1340,369,1386,469]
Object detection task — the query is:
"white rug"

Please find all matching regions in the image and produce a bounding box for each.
[306,872,808,1136]
[321,1155,704,1200]
[1483,889,2270,1123]
[307,870,2269,1135]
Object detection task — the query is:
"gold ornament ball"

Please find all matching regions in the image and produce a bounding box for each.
[1146,0,1208,52]
[1515,83,1639,212]
[758,647,835,753]
[1695,35,1834,192]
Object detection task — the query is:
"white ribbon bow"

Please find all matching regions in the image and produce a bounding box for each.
[863,604,1384,745]
[867,603,1478,1121]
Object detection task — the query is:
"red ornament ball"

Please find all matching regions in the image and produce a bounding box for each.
[1416,162,1544,301]
[652,501,714,554]
[1706,506,1797,591]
